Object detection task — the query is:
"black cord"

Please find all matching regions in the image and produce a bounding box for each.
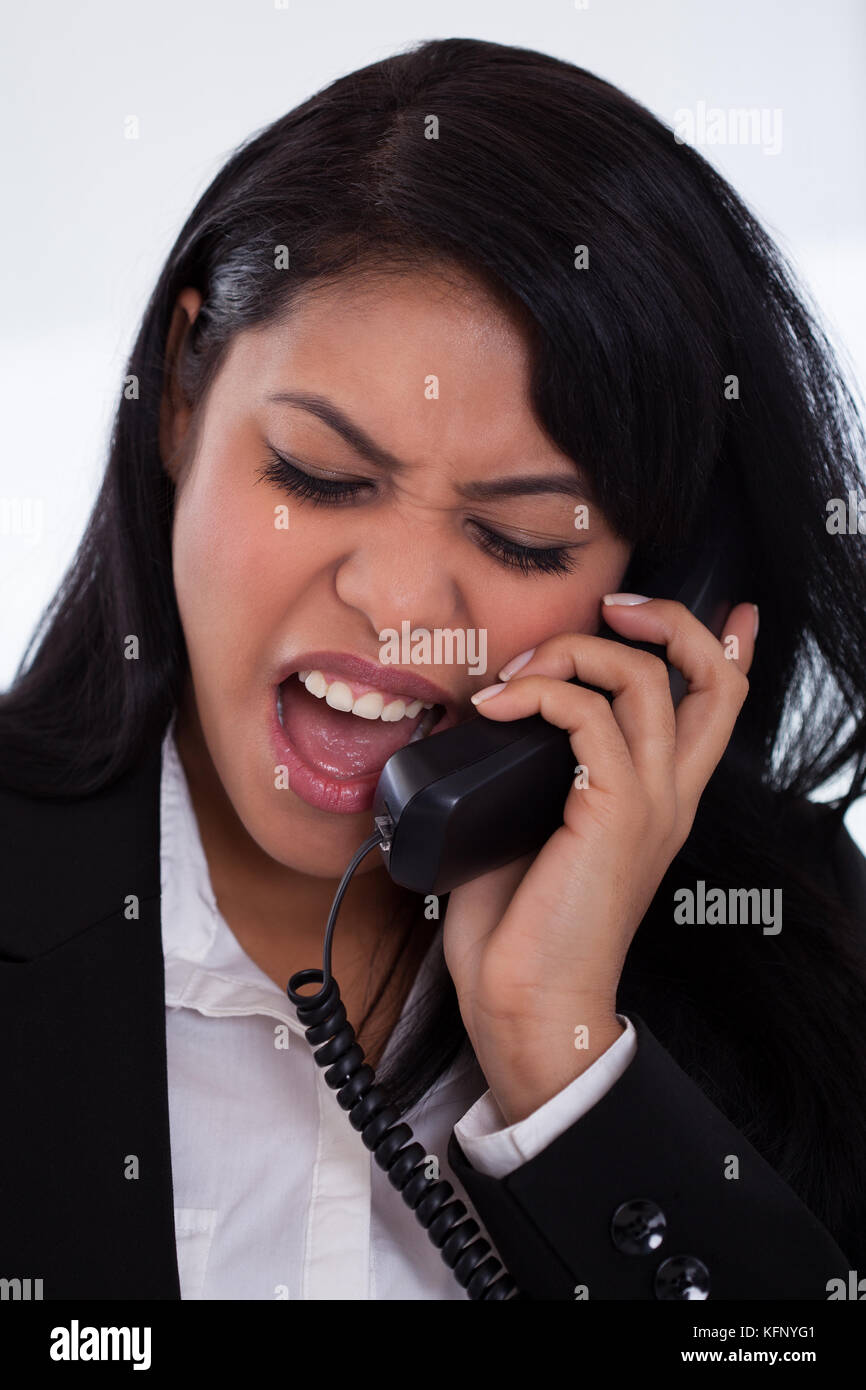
[286,828,521,1301]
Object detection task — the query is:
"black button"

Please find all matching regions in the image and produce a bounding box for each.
[610,1199,667,1255]
[654,1255,711,1300]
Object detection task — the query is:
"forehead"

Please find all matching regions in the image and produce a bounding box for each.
[216,269,565,470]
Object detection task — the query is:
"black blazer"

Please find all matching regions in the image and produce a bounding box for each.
[0,730,862,1301]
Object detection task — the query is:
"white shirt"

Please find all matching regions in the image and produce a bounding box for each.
[160,716,637,1299]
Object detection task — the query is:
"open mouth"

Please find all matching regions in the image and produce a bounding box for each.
[276,668,448,783]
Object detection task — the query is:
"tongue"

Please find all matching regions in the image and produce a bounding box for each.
[280,676,428,779]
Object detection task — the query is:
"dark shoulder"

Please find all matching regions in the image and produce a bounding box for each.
[0,735,164,959]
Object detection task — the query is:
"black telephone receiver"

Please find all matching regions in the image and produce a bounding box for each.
[372,476,749,895]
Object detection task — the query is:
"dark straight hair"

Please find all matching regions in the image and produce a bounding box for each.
[3,37,866,1262]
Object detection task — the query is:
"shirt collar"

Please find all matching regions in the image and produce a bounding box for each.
[159,715,451,1062]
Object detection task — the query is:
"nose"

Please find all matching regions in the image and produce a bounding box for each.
[334,511,464,653]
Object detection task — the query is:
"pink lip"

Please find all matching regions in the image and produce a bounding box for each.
[270,702,387,814]
[271,649,458,714]
[269,650,461,815]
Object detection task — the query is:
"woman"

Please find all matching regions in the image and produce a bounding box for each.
[2,36,865,1302]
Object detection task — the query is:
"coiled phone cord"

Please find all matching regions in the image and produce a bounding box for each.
[286,828,521,1301]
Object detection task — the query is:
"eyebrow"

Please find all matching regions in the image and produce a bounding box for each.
[264,390,590,502]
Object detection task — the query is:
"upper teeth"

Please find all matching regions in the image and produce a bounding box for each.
[297,669,435,722]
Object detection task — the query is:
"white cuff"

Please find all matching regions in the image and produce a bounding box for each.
[453,1013,637,1180]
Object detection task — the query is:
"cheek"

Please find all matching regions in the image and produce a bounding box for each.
[479,542,632,656]
[171,456,292,667]
[483,589,591,660]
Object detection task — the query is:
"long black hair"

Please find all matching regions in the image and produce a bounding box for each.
[3,37,866,1262]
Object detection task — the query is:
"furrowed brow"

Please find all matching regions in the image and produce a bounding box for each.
[265,391,590,502]
[265,392,406,471]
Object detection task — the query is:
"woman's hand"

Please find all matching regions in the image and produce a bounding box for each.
[442,595,758,1126]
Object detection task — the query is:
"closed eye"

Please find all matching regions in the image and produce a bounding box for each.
[256,448,580,576]
[256,448,371,504]
[467,521,578,576]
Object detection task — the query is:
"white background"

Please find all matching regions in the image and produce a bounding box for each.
[1,0,864,844]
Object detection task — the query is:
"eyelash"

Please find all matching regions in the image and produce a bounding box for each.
[257,449,578,577]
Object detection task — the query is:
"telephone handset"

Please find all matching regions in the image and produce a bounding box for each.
[287,475,749,1300]
[373,479,749,895]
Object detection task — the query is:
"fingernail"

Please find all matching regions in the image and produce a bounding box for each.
[498,646,536,680]
[753,604,760,640]
[602,593,652,606]
[471,682,507,705]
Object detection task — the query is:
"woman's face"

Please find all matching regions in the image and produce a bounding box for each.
[164,268,632,876]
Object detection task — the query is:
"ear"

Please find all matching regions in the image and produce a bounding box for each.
[159,287,203,483]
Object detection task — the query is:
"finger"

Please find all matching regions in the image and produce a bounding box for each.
[600,596,755,807]
[719,601,758,675]
[471,672,637,799]
[444,850,538,959]
[494,632,677,801]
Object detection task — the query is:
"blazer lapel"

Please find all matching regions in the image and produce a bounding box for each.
[0,731,181,1298]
